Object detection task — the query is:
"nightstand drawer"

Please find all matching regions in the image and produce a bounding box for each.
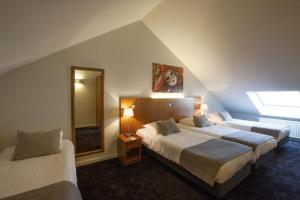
[126,139,140,149]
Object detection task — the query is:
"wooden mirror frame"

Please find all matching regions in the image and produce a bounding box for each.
[71,66,105,156]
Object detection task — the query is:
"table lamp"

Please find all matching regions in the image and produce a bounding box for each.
[123,107,134,137]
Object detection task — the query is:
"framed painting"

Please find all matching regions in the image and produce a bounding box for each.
[152,63,183,93]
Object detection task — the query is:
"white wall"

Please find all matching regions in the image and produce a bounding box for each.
[143,0,300,116]
[0,0,162,74]
[0,22,224,164]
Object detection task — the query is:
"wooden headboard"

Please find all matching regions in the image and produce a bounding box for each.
[119,97,199,134]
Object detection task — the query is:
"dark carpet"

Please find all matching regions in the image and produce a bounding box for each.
[77,141,300,200]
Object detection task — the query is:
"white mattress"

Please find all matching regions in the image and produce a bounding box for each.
[136,128,255,184]
[211,119,289,142]
[0,140,77,198]
[177,123,277,159]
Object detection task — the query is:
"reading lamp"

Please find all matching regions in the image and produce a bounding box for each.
[74,79,83,89]
[123,107,134,137]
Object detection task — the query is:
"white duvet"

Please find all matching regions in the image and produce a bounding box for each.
[210,118,289,142]
[177,123,277,159]
[0,140,77,198]
[136,128,255,185]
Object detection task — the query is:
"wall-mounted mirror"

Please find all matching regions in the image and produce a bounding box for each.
[71,66,104,156]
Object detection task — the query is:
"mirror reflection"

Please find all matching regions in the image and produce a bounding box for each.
[72,67,104,155]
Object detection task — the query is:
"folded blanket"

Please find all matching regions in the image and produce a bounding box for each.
[2,181,82,200]
[251,124,288,140]
[179,139,252,186]
[222,131,274,149]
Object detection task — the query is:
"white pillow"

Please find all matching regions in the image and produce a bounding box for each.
[208,112,223,121]
[136,127,157,138]
[143,122,159,134]
[179,117,195,127]
[219,111,233,121]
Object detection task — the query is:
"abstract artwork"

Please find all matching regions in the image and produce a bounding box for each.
[152,63,183,93]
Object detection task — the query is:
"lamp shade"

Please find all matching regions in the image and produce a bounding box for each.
[123,108,134,118]
[201,104,208,111]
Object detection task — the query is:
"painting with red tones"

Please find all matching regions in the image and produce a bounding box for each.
[152,63,183,93]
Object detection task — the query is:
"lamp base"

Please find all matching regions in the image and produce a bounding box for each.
[124,133,132,137]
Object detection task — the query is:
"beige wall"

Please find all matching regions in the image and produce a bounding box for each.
[0,22,224,164]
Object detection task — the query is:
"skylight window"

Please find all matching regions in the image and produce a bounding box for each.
[247,91,300,119]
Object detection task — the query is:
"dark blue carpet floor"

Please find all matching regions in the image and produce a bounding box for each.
[77,141,300,200]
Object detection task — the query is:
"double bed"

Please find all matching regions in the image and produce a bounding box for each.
[0,140,81,200]
[137,127,255,198]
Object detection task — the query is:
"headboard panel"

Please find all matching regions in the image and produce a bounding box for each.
[119,97,198,134]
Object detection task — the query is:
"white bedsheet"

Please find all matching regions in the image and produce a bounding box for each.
[210,119,289,142]
[0,140,77,198]
[136,128,255,184]
[177,123,277,159]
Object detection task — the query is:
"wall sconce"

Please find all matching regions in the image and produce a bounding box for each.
[74,79,83,89]
[75,74,84,80]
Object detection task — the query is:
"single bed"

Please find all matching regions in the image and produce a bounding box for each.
[137,127,255,198]
[177,122,276,168]
[209,113,290,147]
[0,140,81,200]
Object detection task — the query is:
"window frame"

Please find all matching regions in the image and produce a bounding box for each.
[247,91,300,119]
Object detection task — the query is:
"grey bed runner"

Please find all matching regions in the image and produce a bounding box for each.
[221,131,274,149]
[1,181,82,200]
[179,139,252,186]
[251,125,286,140]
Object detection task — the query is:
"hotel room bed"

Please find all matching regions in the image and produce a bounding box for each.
[137,128,255,198]
[177,123,276,168]
[210,118,290,147]
[0,140,81,200]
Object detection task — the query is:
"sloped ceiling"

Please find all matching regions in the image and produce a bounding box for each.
[0,0,161,74]
[1,0,300,116]
[143,0,300,115]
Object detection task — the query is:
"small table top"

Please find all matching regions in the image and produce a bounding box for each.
[118,134,142,143]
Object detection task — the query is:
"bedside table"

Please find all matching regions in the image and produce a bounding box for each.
[118,134,142,166]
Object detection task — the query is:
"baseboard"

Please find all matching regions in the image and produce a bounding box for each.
[76,154,117,167]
